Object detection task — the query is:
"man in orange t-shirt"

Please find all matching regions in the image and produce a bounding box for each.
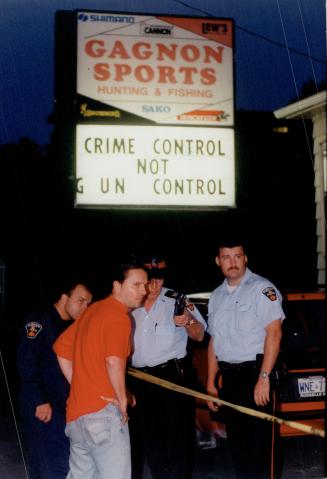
[53,263,148,479]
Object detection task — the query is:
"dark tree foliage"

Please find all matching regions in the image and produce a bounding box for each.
[290,78,327,103]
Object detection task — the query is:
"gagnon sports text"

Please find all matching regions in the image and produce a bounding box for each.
[84,40,224,85]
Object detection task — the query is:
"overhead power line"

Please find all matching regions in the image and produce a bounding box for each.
[173,0,326,64]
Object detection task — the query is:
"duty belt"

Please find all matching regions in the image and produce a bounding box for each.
[218,360,257,373]
[134,356,186,375]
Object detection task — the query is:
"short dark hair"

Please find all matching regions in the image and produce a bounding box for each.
[112,262,148,284]
[51,276,93,303]
[217,237,247,256]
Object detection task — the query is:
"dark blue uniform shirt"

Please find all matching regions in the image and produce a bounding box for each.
[17,305,73,411]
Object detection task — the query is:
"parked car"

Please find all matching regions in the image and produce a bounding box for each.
[187,290,325,445]
[277,291,325,436]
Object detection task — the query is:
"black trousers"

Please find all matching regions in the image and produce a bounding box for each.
[19,401,69,479]
[129,358,196,479]
[218,361,278,479]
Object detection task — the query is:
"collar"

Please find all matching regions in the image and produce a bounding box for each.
[223,267,252,290]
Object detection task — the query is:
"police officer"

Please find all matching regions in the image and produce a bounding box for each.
[16,279,92,479]
[129,257,206,479]
[206,239,284,479]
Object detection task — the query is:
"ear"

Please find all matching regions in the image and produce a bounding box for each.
[215,256,220,267]
[244,254,248,265]
[60,293,69,304]
[112,280,122,295]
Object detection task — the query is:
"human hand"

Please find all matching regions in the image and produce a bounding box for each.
[174,309,193,327]
[127,389,136,407]
[117,399,129,424]
[254,377,270,406]
[207,384,220,412]
[100,396,129,423]
[35,403,52,423]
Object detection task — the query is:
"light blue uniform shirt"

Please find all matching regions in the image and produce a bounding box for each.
[131,286,206,368]
[208,268,285,363]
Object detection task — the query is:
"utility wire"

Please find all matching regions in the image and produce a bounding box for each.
[236,25,326,64]
[172,0,326,64]
[0,350,29,478]
[296,0,321,88]
[276,0,326,233]
[276,0,300,101]
[173,0,327,239]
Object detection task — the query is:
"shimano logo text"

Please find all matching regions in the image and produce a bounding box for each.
[78,13,89,22]
[79,13,135,23]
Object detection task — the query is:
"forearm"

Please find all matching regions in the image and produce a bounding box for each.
[207,336,219,389]
[254,320,282,406]
[261,320,282,375]
[206,336,220,410]
[185,317,205,341]
[105,356,127,413]
[178,308,204,341]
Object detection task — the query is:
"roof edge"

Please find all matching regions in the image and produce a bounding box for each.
[274,90,326,119]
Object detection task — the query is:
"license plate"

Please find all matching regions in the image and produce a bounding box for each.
[298,376,326,398]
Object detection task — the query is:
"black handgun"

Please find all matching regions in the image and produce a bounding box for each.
[164,290,186,315]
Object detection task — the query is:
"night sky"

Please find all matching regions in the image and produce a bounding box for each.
[0,0,325,145]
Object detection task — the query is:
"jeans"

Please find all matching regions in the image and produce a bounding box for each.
[65,403,131,479]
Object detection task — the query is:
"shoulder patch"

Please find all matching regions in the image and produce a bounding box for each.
[26,321,43,339]
[262,287,277,301]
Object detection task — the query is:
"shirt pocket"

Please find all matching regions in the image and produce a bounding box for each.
[236,303,256,331]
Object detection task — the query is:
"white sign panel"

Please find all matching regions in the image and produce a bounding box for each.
[77,12,234,126]
[75,125,235,208]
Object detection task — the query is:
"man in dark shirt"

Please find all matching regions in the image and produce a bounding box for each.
[17,280,92,479]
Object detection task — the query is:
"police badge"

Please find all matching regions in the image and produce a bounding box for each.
[262,287,277,301]
[26,321,43,339]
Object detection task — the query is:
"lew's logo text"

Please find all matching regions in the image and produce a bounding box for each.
[202,23,228,34]
[141,24,173,36]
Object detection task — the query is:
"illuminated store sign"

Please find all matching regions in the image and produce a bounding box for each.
[76,125,235,208]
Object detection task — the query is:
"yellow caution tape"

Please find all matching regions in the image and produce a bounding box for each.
[128,367,325,439]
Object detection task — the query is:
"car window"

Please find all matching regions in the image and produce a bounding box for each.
[281,299,325,369]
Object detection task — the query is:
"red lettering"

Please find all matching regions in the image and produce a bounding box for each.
[94,63,110,80]
[90,58,217,85]
[114,64,132,81]
[108,40,130,59]
[156,43,178,61]
[203,45,224,63]
[132,42,152,60]
[157,66,177,83]
[180,45,200,62]
[85,40,223,65]
[85,40,106,58]
[179,67,198,84]
[200,68,216,85]
[134,65,154,82]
